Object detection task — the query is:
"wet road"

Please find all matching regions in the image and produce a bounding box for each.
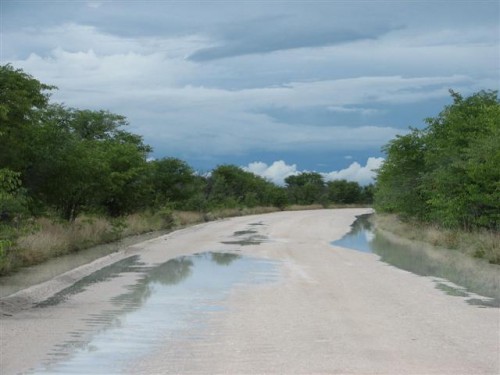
[1,209,499,374]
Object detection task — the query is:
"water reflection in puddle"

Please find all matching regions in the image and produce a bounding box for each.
[31,252,281,374]
[221,227,270,246]
[332,215,500,307]
[221,234,270,246]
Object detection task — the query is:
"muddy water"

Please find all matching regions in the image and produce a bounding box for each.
[332,215,500,307]
[29,252,281,374]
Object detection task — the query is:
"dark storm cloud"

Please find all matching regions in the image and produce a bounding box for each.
[188,23,397,62]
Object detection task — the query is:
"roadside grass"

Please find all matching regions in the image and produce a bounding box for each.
[373,214,500,265]
[1,204,372,275]
[0,206,283,275]
[2,211,175,275]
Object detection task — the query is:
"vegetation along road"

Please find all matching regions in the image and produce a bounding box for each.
[1,209,498,374]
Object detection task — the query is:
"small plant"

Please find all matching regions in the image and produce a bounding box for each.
[156,207,175,229]
[0,239,13,273]
[0,239,12,257]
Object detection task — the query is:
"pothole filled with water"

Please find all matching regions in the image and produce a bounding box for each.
[332,215,500,308]
[221,226,271,246]
[31,252,281,374]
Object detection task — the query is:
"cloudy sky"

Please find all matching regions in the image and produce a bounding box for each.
[2,1,498,184]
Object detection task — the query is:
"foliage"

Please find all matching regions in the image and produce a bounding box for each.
[0,168,29,222]
[285,172,327,205]
[375,90,500,230]
[22,104,152,219]
[0,64,55,171]
[148,158,200,209]
[374,128,427,219]
[206,165,283,208]
[327,179,361,204]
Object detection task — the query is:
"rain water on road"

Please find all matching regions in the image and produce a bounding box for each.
[30,252,281,374]
[332,214,500,307]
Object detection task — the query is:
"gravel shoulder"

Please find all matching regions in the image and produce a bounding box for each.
[1,208,498,374]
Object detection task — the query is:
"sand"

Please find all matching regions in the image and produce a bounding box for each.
[1,209,499,374]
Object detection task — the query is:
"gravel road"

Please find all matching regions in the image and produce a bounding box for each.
[1,209,498,374]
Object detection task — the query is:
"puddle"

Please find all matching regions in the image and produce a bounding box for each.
[249,222,265,226]
[221,227,270,246]
[332,215,500,307]
[233,229,258,236]
[221,234,270,246]
[30,252,281,374]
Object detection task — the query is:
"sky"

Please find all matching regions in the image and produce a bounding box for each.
[1,0,499,185]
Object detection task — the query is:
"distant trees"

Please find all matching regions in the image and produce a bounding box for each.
[327,180,374,204]
[375,90,500,230]
[206,165,288,208]
[284,173,373,206]
[285,172,326,205]
[148,157,199,209]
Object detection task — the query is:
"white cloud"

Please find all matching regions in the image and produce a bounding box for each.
[245,157,384,186]
[244,161,299,185]
[322,157,384,185]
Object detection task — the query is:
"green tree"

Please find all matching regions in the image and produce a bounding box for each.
[327,180,362,204]
[422,90,500,229]
[0,168,29,222]
[25,105,152,219]
[285,172,326,205]
[0,64,55,171]
[375,90,500,230]
[149,158,199,209]
[360,184,375,204]
[98,140,151,217]
[374,129,427,219]
[206,165,280,208]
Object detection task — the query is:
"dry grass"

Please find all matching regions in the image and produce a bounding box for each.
[15,216,115,266]
[121,213,164,237]
[241,206,279,215]
[5,206,282,274]
[173,211,205,226]
[373,213,500,264]
[11,211,174,272]
[286,204,325,211]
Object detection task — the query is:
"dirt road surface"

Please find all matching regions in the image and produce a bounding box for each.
[1,209,498,374]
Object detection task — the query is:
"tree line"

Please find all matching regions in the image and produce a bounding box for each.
[374,89,499,231]
[0,64,372,227]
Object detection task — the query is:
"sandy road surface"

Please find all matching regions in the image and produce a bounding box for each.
[1,209,499,374]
